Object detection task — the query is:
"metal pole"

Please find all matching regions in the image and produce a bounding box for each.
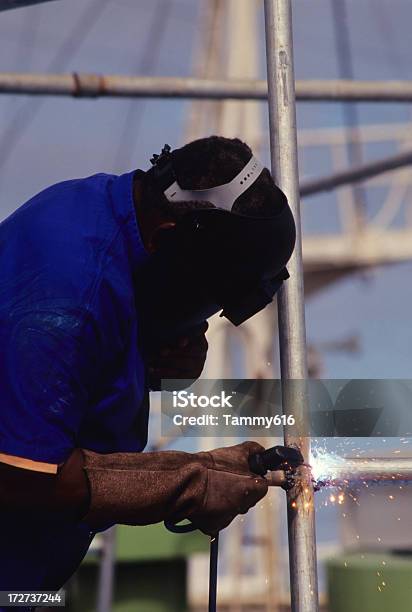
[96,527,116,612]
[300,148,412,197]
[331,0,367,227]
[2,72,412,101]
[297,79,412,102]
[0,0,59,10]
[264,2,319,612]
[320,457,412,486]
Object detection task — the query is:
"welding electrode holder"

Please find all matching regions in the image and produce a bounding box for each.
[165,444,304,534]
[248,444,304,490]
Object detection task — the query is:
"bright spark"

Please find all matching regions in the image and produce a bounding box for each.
[309,447,346,485]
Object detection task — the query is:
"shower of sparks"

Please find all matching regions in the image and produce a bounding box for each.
[310,446,347,486]
[310,438,412,487]
[308,438,412,513]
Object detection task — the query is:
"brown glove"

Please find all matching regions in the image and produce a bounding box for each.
[82,441,268,536]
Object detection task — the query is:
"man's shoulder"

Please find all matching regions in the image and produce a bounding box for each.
[0,174,122,313]
[1,172,119,246]
[0,174,114,245]
[24,172,116,215]
[38,172,115,199]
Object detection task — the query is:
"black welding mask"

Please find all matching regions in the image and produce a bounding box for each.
[137,145,296,350]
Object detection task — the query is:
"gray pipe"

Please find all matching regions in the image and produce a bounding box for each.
[96,527,116,612]
[1,72,412,102]
[323,457,412,487]
[264,1,319,611]
[301,149,412,197]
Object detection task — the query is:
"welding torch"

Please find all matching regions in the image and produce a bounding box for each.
[248,444,304,487]
[165,445,305,533]
[166,444,305,535]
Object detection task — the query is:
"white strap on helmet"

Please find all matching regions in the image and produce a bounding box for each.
[163,155,264,211]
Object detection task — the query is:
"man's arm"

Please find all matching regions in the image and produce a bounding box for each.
[0,442,269,536]
[0,452,89,521]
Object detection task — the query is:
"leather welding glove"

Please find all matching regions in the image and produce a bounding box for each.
[82,441,268,536]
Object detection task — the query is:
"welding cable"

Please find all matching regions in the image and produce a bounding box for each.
[166,521,219,611]
[208,533,219,612]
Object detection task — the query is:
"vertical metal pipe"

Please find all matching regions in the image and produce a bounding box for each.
[96,527,116,612]
[331,0,367,229]
[263,2,319,611]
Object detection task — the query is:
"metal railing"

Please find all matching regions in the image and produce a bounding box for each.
[1,72,412,101]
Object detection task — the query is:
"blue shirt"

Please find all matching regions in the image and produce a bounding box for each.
[0,171,150,596]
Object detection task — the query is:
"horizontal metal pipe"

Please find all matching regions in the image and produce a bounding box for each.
[0,73,264,99]
[1,73,408,195]
[323,457,412,486]
[0,0,58,10]
[1,72,412,102]
[300,149,412,197]
[298,79,412,102]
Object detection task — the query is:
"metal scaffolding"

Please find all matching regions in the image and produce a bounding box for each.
[300,147,412,197]
[324,457,412,486]
[2,1,412,611]
[264,2,318,611]
[2,72,412,102]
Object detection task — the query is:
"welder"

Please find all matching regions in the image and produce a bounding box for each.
[0,136,296,596]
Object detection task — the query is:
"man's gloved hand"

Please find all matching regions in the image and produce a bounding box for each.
[81,441,268,536]
[188,441,269,535]
[148,322,208,391]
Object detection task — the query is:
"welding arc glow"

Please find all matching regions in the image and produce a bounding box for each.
[310,447,412,488]
[309,448,346,485]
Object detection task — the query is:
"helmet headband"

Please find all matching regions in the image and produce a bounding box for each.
[163,155,264,211]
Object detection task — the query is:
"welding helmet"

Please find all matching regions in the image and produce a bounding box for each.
[137,144,296,349]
